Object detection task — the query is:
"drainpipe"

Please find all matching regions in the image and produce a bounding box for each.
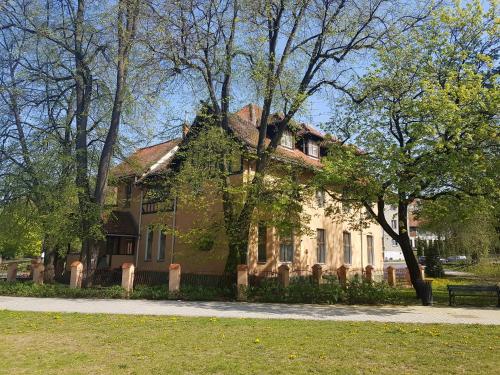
[169,196,177,265]
[135,189,143,267]
[360,212,364,275]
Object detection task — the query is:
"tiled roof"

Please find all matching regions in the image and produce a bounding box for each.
[113,104,325,178]
[112,138,181,179]
[103,211,138,236]
[232,104,323,168]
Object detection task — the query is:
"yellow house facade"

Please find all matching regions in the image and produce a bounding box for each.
[98,104,383,278]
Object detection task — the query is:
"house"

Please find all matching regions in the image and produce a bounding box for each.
[382,205,404,261]
[94,104,383,279]
[382,202,440,261]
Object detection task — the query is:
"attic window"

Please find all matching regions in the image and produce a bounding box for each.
[280,131,294,149]
[307,140,319,158]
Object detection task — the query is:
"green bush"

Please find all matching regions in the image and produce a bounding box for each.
[425,242,444,278]
[247,276,402,305]
[344,276,401,305]
[0,281,125,298]
[130,285,170,300]
[130,284,233,301]
[247,277,344,304]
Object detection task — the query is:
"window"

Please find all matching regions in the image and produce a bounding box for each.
[145,226,153,261]
[280,131,294,149]
[317,229,326,263]
[158,230,166,261]
[257,224,267,263]
[106,237,135,255]
[391,219,397,229]
[279,233,294,262]
[343,232,352,264]
[367,235,374,265]
[125,182,132,206]
[315,189,325,208]
[124,238,135,255]
[307,140,319,158]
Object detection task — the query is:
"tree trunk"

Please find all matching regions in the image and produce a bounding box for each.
[43,246,57,284]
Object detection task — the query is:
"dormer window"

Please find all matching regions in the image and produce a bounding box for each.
[280,131,294,149]
[307,140,319,158]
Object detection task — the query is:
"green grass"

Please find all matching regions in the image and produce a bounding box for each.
[0,311,498,375]
[445,260,500,281]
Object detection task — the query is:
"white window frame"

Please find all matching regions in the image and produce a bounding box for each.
[145,226,154,261]
[157,230,166,261]
[317,229,326,264]
[280,131,294,149]
[307,140,319,158]
[391,219,397,229]
[343,232,352,264]
[279,233,294,262]
[367,235,374,265]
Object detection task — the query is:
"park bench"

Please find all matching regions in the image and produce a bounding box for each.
[447,285,500,307]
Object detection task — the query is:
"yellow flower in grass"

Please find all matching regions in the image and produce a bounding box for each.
[254,338,260,344]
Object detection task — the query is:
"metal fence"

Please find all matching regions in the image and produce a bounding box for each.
[181,273,233,289]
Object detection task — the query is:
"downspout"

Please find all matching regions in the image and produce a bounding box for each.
[359,212,364,276]
[135,188,143,267]
[169,196,177,265]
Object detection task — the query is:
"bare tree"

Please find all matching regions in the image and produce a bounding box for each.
[151,0,433,272]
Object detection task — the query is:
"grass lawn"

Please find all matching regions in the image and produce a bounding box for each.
[395,277,500,307]
[0,311,499,374]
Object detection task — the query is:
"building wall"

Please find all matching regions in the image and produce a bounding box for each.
[113,159,384,276]
[382,205,404,260]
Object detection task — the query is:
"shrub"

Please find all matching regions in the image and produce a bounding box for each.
[425,242,444,278]
[0,281,125,298]
[344,276,401,305]
[130,284,233,301]
[247,277,343,304]
[130,285,169,300]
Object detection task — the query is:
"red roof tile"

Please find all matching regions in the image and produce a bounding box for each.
[112,138,181,178]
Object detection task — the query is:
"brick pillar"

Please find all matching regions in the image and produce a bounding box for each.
[237,264,248,301]
[419,265,425,280]
[312,264,323,285]
[7,262,17,282]
[365,265,374,282]
[278,264,290,288]
[387,266,396,287]
[121,263,135,293]
[169,264,181,293]
[32,259,44,285]
[337,264,350,286]
[70,261,84,288]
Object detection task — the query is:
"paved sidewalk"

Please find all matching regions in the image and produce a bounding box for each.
[1,296,499,325]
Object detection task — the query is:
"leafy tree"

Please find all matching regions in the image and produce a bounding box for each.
[424,241,444,277]
[317,1,499,299]
[0,203,42,259]
[148,0,430,272]
[148,117,313,271]
[418,196,499,261]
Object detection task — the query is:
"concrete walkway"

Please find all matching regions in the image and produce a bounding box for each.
[1,296,499,325]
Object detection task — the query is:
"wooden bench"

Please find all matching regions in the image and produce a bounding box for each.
[447,285,500,307]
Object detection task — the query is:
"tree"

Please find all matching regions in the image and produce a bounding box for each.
[152,116,313,263]
[1,0,146,284]
[418,196,499,261]
[317,1,499,299]
[148,0,431,273]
